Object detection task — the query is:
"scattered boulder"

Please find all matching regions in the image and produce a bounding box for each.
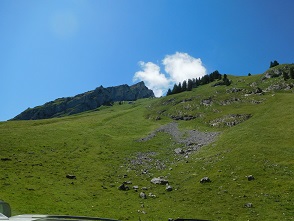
[219,97,241,106]
[166,184,173,191]
[174,148,184,154]
[1,158,12,161]
[254,87,263,94]
[118,183,129,191]
[66,174,76,179]
[210,114,252,127]
[170,115,197,121]
[151,177,169,185]
[133,185,139,191]
[201,98,213,106]
[123,181,132,184]
[148,193,156,198]
[139,192,147,199]
[247,175,255,181]
[226,88,244,93]
[200,177,211,183]
[244,203,253,208]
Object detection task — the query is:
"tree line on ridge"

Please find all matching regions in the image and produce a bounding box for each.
[166,70,231,96]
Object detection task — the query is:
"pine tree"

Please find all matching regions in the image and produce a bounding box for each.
[270,60,279,68]
[187,79,193,91]
[182,80,187,92]
[290,67,294,79]
[201,75,209,84]
[177,82,182,93]
[223,74,231,86]
[171,84,178,94]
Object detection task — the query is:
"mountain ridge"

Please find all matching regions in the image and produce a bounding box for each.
[12,81,154,120]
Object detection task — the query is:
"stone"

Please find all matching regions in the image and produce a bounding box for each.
[247,175,255,181]
[174,148,184,154]
[1,158,12,161]
[148,193,156,198]
[200,177,211,183]
[255,87,263,94]
[139,192,147,199]
[151,177,169,185]
[166,185,173,191]
[123,181,132,184]
[244,203,253,208]
[66,174,76,179]
[201,98,213,106]
[118,183,129,191]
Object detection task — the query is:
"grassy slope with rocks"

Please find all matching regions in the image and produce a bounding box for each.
[0,64,293,221]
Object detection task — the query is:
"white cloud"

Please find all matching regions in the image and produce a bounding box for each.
[133,52,207,97]
[133,62,170,97]
[163,52,207,83]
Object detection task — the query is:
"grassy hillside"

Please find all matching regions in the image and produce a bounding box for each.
[1,65,293,220]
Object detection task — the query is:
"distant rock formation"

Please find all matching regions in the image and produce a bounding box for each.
[12,81,154,120]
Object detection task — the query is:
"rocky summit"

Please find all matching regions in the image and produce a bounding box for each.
[12,81,154,120]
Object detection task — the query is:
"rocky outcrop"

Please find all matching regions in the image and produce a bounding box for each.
[12,81,154,120]
[210,114,252,127]
[262,64,294,79]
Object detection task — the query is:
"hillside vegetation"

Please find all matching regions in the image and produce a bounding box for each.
[1,64,293,220]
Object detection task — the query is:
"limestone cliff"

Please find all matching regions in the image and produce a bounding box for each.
[12,81,154,120]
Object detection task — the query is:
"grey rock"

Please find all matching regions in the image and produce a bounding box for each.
[200,177,211,183]
[244,203,253,208]
[148,193,156,198]
[201,98,213,106]
[123,181,132,184]
[174,148,184,154]
[139,192,147,199]
[66,174,76,179]
[151,177,169,185]
[1,158,12,161]
[170,115,197,121]
[118,183,129,191]
[12,81,154,120]
[166,185,173,191]
[247,175,255,181]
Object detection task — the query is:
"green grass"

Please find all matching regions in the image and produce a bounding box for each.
[1,68,294,220]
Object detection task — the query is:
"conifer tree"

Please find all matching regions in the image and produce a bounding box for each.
[270,60,279,68]
[187,79,193,91]
[290,67,294,79]
[177,82,182,93]
[182,80,187,92]
[171,84,178,94]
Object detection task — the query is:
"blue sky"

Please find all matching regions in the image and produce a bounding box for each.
[1,0,294,121]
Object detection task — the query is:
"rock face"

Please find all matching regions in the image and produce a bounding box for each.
[12,81,154,120]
